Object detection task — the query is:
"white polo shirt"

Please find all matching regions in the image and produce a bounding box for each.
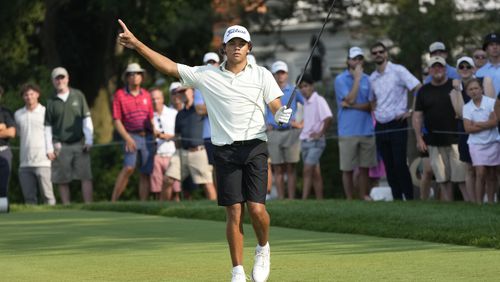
[153,105,177,156]
[178,62,283,146]
[369,62,420,123]
[463,95,500,145]
[14,104,51,168]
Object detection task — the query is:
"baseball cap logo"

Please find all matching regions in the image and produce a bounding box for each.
[223,25,251,43]
[227,28,246,36]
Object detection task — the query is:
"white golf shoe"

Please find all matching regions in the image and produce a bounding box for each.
[231,265,246,282]
[251,243,270,282]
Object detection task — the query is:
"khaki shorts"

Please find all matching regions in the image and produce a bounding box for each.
[165,149,213,184]
[428,145,466,183]
[338,136,377,171]
[267,128,301,164]
[52,143,92,184]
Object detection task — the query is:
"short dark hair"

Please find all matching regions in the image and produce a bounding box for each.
[463,78,482,92]
[296,73,314,85]
[20,83,41,97]
[370,42,386,52]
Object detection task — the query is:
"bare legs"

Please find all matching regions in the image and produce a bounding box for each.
[303,164,324,199]
[57,180,93,205]
[272,163,296,199]
[225,202,269,266]
[111,167,151,201]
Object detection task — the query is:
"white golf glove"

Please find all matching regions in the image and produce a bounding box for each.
[274,106,293,124]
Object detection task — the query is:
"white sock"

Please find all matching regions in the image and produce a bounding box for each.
[257,242,269,251]
[233,265,245,273]
[0,197,8,213]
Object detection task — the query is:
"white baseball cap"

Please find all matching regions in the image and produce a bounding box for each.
[169,82,184,93]
[223,25,251,44]
[429,42,446,53]
[51,67,68,80]
[428,56,446,67]
[456,56,475,68]
[271,60,288,74]
[348,46,364,59]
[203,52,220,64]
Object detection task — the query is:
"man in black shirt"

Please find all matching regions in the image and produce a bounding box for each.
[0,86,16,212]
[413,56,466,201]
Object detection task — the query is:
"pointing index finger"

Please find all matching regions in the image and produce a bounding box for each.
[118,19,129,33]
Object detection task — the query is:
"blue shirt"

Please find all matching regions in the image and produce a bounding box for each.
[334,69,374,136]
[476,62,500,96]
[423,64,459,84]
[193,89,211,139]
[265,83,304,129]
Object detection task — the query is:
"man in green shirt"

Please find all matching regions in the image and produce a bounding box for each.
[44,67,94,204]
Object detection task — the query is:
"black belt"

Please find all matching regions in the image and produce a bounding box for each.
[231,139,263,146]
[61,140,82,145]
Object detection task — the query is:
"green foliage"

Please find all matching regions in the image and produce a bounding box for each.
[0,0,45,88]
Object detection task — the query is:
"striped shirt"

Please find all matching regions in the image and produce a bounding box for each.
[369,62,420,123]
[112,87,153,132]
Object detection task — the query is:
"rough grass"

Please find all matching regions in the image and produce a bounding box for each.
[17,199,499,249]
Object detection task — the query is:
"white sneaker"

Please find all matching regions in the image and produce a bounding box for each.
[252,243,270,282]
[231,265,246,282]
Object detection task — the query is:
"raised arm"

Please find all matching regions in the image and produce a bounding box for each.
[118,19,180,78]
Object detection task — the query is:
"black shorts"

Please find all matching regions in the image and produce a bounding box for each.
[213,139,268,206]
[204,138,215,165]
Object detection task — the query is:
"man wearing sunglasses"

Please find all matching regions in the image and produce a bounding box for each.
[369,42,421,201]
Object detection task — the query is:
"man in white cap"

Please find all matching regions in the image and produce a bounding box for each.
[203,52,220,65]
[111,63,157,202]
[413,56,466,202]
[117,19,292,282]
[194,52,220,184]
[44,67,94,204]
[266,60,304,200]
[334,46,377,201]
[424,41,459,83]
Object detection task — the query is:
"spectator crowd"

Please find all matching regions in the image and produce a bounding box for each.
[1,31,500,212]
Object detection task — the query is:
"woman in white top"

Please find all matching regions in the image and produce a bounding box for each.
[462,78,500,204]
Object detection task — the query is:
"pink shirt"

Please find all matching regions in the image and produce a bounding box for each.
[300,92,333,140]
[112,87,154,132]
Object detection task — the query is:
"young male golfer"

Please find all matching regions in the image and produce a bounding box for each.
[117,20,292,282]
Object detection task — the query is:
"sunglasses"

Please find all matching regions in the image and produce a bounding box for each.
[55,75,66,80]
[371,50,385,55]
[127,72,141,77]
[458,64,473,70]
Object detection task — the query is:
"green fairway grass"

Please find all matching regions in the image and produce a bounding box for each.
[1,209,499,281]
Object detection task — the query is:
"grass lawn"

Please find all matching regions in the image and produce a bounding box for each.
[1,208,500,281]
